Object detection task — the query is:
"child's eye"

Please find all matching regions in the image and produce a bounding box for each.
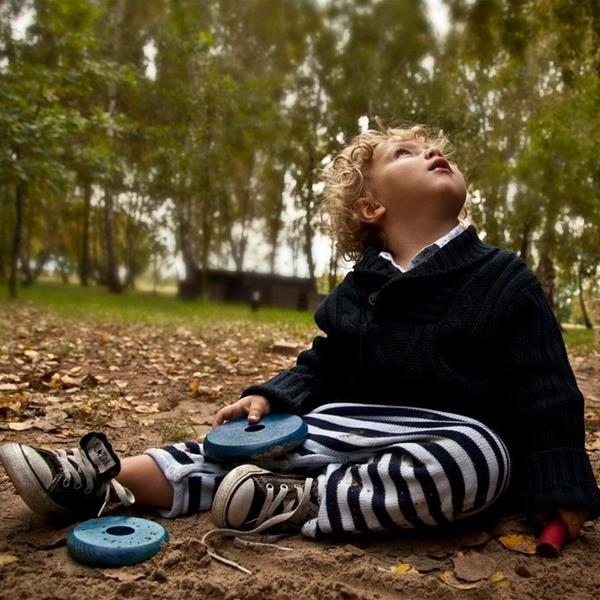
[394,147,411,158]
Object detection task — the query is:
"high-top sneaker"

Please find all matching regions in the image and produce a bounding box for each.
[211,464,318,533]
[0,432,134,516]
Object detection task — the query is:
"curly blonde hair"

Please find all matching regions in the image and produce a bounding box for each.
[320,124,454,261]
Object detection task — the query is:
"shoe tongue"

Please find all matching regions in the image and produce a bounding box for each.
[79,433,120,479]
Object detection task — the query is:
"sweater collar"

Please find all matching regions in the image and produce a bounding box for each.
[353,226,497,285]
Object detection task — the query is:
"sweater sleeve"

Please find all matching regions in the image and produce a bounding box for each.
[499,278,600,518]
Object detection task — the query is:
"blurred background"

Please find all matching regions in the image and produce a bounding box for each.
[1,0,598,326]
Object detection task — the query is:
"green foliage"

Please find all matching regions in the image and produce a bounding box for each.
[0,0,598,316]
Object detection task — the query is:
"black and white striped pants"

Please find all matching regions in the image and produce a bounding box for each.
[145,403,511,538]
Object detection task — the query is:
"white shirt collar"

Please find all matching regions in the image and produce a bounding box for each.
[379,224,465,272]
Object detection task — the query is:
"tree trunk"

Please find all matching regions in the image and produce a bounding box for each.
[103,188,122,293]
[199,100,213,299]
[327,237,338,293]
[176,197,200,299]
[577,265,593,329]
[79,179,92,286]
[8,181,25,299]
[302,148,317,285]
[267,169,286,274]
[519,221,533,264]
[537,251,558,317]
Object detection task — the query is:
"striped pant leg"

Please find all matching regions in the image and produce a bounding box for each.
[144,441,228,518]
[291,404,511,538]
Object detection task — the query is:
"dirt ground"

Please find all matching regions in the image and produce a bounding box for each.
[1,303,600,600]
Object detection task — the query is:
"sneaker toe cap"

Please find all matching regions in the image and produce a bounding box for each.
[226,479,256,528]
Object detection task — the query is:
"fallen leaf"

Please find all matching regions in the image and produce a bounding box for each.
[30,419,59,432]
[60,374,82,388]
[0,374,21,383]
[134,402,160,414]
[0,553,19,566]
[270,341,301,355]
[0,383,18,392]
[8,421,34,431]
[453,551,496,582]
[21,526,69,549]
[402,554,442,573]
[488,571,509,587]
[42,373,63,390]
[391,563,419,576]
[498,534,537,555]
[439,570,480,590]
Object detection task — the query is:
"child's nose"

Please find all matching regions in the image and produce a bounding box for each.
[424,146,443,159]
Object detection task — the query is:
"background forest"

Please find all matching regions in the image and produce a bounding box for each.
[1,0,599,325]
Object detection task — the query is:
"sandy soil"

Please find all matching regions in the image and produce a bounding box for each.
[1,304,599,599]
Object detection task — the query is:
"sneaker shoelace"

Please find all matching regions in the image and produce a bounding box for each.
[53,448,135,516]
[202,477,315,574]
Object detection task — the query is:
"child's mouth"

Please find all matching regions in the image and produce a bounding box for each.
[428,157,452,172]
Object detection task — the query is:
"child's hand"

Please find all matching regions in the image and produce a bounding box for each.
[212,395,271,427]
[536,508,588,541]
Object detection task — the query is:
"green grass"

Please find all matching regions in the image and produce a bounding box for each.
[1,282,596,355]
[0,282,317,331]
[562,324,596,356]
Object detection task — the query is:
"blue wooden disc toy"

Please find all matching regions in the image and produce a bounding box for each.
[67,516,169,567]
[204,413,308,461]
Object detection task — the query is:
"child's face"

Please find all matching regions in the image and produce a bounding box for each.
[365,137,467,228]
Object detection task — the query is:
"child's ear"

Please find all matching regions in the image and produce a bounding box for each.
[353,198,386,224]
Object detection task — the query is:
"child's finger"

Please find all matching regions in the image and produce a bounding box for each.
[557,508,588,540]
[212,403,243,427]
[247,396,269,423]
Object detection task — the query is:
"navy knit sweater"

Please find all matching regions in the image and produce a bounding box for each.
[243,226,600,517]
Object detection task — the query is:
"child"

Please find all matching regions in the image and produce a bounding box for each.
[1,125,599,556]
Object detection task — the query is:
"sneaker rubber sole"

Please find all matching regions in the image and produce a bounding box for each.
[211,464,266,528]
[0,442,67,515]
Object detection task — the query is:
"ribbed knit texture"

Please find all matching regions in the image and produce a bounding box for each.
[243,226,600,517]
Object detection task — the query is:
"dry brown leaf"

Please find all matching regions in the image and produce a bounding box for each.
[498,534,537,555]
[8,421,34,431]
[453,551,496,582]
[134,402,159,414]
[60,375,82,388]
[0,383,19,392]
[30,419,59,432]
[270,341,301,355]
[23,350,40,361]
[0,374,21,383]
[0,394,25,406]
[42,373,63,390]
[489,571,509,587]
[20,526,69,549]
[0,553,19,566]
[439,570,481,590]
[402,554,442,573]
